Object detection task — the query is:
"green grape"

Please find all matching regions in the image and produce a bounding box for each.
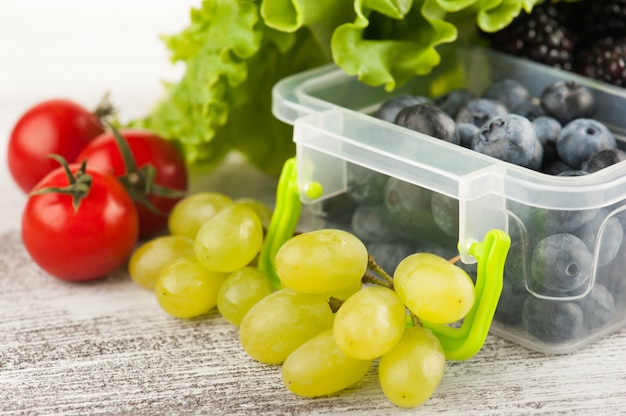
[235,197,273,230]
[168,192,233,239]
[194,204,263,273]
[155,256,228,319]
[281,329,372,398]
[378,325,446,408]
[128,235,195,290]
[394,252,475,324]
[217,266,274,326]
[333,286,406,360]
[239,288,334,364]
[275,229,368,294]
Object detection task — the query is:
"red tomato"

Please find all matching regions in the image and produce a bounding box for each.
[21,163,139,281]
[8,99,104,193]
[76,128,188,237]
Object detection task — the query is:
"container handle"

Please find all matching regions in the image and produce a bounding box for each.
[260,158,511,360]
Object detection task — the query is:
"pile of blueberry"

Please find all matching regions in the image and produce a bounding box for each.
[309,76,626,347]
[376,78,622,175]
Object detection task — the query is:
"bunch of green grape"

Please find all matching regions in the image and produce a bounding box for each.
[128,192,272,320]
[128,191,476,409]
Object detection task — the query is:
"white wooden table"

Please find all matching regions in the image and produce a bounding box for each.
[1,2,625,415]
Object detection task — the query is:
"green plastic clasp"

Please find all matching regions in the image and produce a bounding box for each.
[259,158,301,290]
[422,229,510,360]
[259,158,511,361]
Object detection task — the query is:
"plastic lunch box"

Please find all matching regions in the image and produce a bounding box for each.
[258,46,626,356]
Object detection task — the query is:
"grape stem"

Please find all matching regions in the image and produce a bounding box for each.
[448,254,461,264]
[328,297,343,313]
[366,254,394,289]
[410,313,423,328]
[362,270,394,290]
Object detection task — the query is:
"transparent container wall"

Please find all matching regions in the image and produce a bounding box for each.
[491,199,626,354]
[274,46,626,136]
[277,46,626,354]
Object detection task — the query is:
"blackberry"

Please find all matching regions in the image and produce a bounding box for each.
[480,4,578,71]
[579,37,626,87]
[571,0,626,47]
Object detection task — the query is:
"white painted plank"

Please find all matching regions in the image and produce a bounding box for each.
[1,2,625,414]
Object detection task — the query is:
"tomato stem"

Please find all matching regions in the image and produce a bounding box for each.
[93,91,116,123]
[108,123,140,174]
[31,155,92,213]
[104,122,186,215]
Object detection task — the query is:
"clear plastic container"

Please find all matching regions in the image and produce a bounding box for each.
[270,46,626,354]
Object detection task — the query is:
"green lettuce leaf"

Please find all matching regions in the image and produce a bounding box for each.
[331,0,457,91]
[219,27,328,174]
[260,0,355,55]
[330,0,542,91]
[133,0,329,175]
[475,0,527,33]
[136,0,548,173]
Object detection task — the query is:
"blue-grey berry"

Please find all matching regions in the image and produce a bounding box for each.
[456,98,508,128]
[556,118,616,169]
[472,114,537,167]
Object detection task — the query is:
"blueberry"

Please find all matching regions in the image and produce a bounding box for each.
[366,241,414,275]
[394,103,460,144]
[522,296,584,342]
[573,209,624,267]
[596,236,626,306]
[503,241,530,290]
[434,89,476,118]
[510,100,546,120]
[557,169,589,177]
[346,163,388,205]
[532,208,598,238]
[350,203,398,244]
[528,204,598,238]
[414,242,459,260]
[556,118,617,169]
[507,199,535,227]
[456,122,479,148]
[530,233,592,293]
[308,194,356,230]
[540,80,597,124]
[455,98,508,128]
[483,78,532,110]
[527,137,544,171]
[494,280,528,325]
[532,116,561,163]
[471,114,537,167]
[542,159,574,175]
[383,177,447,243]
[576,284,615,330]
[430,192,459,239]
[374,94,433,123]
[582,149,626,173]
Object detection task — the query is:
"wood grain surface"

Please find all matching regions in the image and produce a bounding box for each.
[1,156,626,416]
[1,2,625,414]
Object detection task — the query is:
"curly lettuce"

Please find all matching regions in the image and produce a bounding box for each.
[331,0,544,91]
[136,0,549,174]
[134,1,329,175]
